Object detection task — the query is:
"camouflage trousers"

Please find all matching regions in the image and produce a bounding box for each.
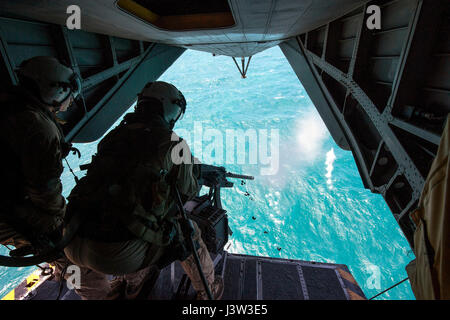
[0,221,73,285]
[0,221,29,249]
[63,221,215,300]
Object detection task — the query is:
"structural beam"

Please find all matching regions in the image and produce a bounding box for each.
[68,43,186,142]
[58,26,80,75]
[280,39,375,191]
[305,49,425,198]
[107,36,118,67]
[66,44,155,142]
[82,55,141,90]
[0,25,18,85]
[348,4,367,78]
[321,23,330,60]
[280,38,351,151]
[323,20,342,66]
[385,0,445,116]
[282,0,449,248]
[390,117,442,146]
[369,141,385,177]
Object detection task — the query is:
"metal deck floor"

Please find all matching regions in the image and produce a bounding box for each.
[148,252,366,300]
[22,252,365,300]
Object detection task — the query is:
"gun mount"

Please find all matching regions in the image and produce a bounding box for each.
[184,164,254,254]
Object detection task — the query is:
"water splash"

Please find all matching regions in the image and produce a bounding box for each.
[325,148,337,189]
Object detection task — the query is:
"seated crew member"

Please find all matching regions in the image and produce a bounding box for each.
[0,56,81,263]
[64,81,223,300]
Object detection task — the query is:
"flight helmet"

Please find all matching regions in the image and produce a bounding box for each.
[137,81,186,127]
[17,56,81,107]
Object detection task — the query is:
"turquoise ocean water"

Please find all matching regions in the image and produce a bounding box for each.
[0,47,415,299]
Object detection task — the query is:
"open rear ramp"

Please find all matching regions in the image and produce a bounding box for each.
[5,252,365,300]
[219,253,365,300]
[149,252,366,300]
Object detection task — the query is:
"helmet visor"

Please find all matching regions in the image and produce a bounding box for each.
[176,109,185,122]
[58,73,82,100]
[172,92,186,122]
[69,73,82,98]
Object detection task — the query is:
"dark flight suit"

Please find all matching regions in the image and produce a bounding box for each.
[0,91,66,249]
[64,113,215,299]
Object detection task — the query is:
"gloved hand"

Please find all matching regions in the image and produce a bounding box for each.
[178,217,195,239]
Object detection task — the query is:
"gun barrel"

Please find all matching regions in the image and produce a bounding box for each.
[226,172,255,180]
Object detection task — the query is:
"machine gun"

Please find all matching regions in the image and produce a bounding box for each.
[197,164,254,208]
[183,164,254,255]
[175,164,254,299]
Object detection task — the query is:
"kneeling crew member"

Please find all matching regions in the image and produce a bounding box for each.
[64,81,223,300]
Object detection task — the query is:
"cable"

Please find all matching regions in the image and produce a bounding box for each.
[55,265,68,300]
[64,158,79,183]
[369,277,409,300]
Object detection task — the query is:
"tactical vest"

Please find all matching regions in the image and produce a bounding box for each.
[0,94,26,208]
[0,91,70,201]
[0,90,70,246]
[70,115,181,246]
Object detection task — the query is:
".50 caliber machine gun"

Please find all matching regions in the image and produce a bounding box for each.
[174,164,254,299]
[183,164,254,254]
[197,164,255,207]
